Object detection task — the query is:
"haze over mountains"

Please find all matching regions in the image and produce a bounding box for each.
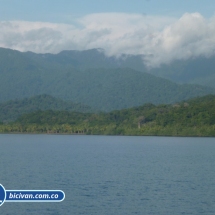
[0,47,214,112]
[5,47,214,87]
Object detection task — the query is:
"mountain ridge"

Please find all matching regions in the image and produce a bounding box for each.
[0,47,214,111]
[20,47,215,88]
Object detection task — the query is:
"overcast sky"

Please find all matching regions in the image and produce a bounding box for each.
[0,0,215,67]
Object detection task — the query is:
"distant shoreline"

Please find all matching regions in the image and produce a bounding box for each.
[0,132,214,138]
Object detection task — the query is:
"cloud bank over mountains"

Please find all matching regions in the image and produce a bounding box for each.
[0,12,215,67]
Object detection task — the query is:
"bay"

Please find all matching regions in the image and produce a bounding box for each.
[0,134,215,214]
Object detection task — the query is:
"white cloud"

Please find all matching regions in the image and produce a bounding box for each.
[0,12,215,67]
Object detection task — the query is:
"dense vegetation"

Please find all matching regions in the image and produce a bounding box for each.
[0,94,93,123]
[1,95,214,136]
[25,48,215,88]
[0,48,214,111]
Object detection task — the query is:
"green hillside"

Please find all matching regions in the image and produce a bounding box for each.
[0,94,93,122]
[1,95,215,137]
[149,56,215,88]
[0,48,214,111]
[23,48,215,88]
[23,48,146,71]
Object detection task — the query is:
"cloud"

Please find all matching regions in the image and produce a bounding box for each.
[0,12,215,67]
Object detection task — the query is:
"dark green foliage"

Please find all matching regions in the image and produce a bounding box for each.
[1,94,214,136]
[17,110,91,125]
[0,94,93,122]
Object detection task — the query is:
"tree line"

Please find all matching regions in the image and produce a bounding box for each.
[0,95,215,136]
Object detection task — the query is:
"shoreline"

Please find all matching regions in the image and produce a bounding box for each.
[0,132,214,138]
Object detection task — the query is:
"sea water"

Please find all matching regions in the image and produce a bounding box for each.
[0,134,215,215]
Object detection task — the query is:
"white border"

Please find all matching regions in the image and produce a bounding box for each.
[5,190,65,203]
[0,184,6,206]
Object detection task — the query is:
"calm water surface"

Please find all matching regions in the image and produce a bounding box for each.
[0,134,215,215]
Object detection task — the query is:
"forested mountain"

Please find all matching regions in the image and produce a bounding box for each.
[1,95,215,137]
[23,48,146,71]
[22,48,215,88]
[149,55,215,88]
[0,47,214,111]
[1,47,215,86]
[0,94,93,122]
